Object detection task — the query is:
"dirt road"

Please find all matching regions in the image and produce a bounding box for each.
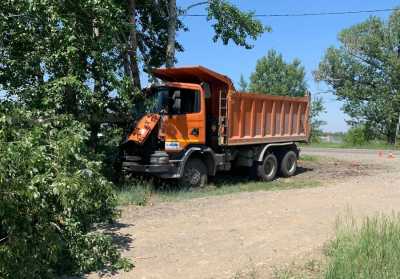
[98,149,400,279]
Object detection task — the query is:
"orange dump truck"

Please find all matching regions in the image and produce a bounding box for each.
[120,66,310,187]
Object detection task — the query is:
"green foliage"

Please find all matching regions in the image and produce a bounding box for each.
[248,50,326,141]
[206,0,268,49]
[238,74,248,91]
[315,9,400,144]
[0,105,132,278]
[325,215,400,279]
[343,126,369,146]
[249,50,307,97]
[310,97,327,143]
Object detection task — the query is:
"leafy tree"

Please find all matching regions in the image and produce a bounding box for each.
[309,97,327,143]
[0,104,132,278]
[315,9,400,144]
[248,50,326,140]
[165,0,269,67]
[249,50,307,97]
[0,0,134,149]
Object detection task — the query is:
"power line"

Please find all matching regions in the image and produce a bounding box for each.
[183,8,399,17]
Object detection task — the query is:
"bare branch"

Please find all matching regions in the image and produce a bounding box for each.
[185,1,208,12]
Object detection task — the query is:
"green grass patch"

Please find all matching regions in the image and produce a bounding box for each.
[158,178,320,202]
[116,177,321,205]
[302,141,400,150]
[300,154,319,162]
[273,214,400,279]
[115,181,152,206]
[324,214,400,279]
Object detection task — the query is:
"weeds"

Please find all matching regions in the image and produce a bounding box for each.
[274,214,400,279]
[324,214,400,279]
[115,178,153,206]
[114,171,321,206]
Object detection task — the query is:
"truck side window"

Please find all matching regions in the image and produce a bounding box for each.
[170,89,200,115]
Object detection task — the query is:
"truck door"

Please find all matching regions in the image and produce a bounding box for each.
[160,86,206,152]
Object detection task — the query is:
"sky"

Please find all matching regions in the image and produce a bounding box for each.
[168,0,399,132]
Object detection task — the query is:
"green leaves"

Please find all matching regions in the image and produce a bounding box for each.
[247,49,326,141]
[249,50,307,97]
[316,9,400,143]
[0,106,130,278]
[206,0,268,49]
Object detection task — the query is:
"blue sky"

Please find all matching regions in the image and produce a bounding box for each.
[169,0,399,132]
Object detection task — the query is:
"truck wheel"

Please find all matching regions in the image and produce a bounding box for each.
[179,158,208,188]
[279,150,297,177]
[257,153,278,181]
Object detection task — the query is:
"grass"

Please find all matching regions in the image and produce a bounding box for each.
[302,141,400,150]
[115,155,321,206]
[273,214,400,279]
[300,154,319,162]
[116,180,152,206]
[115,175,321,206]
[157,178,320,202]
[324,214,400,279]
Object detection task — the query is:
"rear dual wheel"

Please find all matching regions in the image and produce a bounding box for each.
[256,150,298,181]
[279,150,297,177]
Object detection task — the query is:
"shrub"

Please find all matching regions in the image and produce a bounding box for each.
[0,106,132,278]
[343,126,368,146]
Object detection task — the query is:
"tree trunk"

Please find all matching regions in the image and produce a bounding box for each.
[166,0,177,68]
[128,0,141,89]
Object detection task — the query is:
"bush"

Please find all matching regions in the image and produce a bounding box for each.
[343,126,368,146]
[325,215,400,279]
[0,106,132,278]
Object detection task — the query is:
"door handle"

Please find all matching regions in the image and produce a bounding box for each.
[191,128,199,136]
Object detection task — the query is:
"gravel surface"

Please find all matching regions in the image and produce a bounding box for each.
[90,149,400,279]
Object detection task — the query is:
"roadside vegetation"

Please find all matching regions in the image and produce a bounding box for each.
[271,214,400,279]
[116,174,321,205]
[115,155,324,206]
[304,141,400,150]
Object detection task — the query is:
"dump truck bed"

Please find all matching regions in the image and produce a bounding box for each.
[225,92,310,145]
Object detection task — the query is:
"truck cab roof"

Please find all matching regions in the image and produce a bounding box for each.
[153,66,235,92]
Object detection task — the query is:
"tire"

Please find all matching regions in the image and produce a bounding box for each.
[257,153,278,181]
[179,158,208,187]
[279,150,297,177]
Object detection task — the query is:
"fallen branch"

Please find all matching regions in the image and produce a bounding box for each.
[0,236,8,244]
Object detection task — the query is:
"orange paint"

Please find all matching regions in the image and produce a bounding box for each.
[158,82,206,151]
[128,113,160,144]
[227,93,310,145]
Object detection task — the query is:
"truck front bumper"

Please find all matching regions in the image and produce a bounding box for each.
[122,161,181,179]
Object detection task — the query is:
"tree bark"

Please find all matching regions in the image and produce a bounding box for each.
[128,0,141,89]
[166,0,177,68]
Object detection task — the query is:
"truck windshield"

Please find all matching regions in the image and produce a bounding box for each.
[132,87,200,117]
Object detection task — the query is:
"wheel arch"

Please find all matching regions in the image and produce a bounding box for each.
[178,146,217,177]
[257,142,298,162]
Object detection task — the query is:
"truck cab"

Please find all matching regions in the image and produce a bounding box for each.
[120,66,310,187]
